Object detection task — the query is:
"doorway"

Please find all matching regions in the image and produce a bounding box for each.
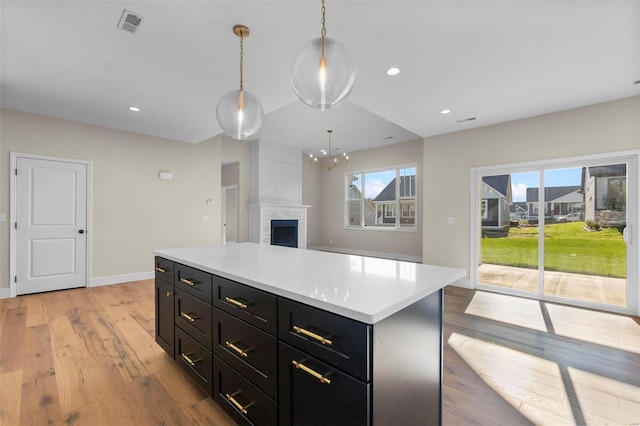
[222,185,238,243]
[10,153,91,296]
[472,152,638,314]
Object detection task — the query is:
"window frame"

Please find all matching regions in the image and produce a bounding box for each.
[345,163,418,232]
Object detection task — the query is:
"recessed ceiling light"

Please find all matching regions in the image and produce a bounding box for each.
[386,67,400,76]
[128,106,141,112]
[440,109,452,114]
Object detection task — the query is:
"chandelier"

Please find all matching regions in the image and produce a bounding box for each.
[216,25,263,140]
[290,0,356,111]
[309,130,349,170]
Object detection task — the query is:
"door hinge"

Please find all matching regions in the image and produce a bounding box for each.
[14,222,17,229]
[14,276,17,283]
[14,168,17,175]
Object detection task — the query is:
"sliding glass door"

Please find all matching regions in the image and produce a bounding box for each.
[474,153,637,314]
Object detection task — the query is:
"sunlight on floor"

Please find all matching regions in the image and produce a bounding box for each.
[567,367,640,424]
[464,291,548,332]
[448,332,572,425]
[545,303,640,353]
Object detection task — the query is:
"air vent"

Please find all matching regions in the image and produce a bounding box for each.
[456,117,477,123]
[117,9,144,34]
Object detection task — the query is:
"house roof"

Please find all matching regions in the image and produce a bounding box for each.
[526,186,582,202]
[482,175,510,198]
[510,202,528,213]
[373,176,416,202]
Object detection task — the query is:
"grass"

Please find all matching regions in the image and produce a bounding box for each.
[481,222,626,278]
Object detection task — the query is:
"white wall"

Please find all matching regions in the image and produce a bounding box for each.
[221,137,252,242]
[303,138,423,260]
[0,109,222,290]
[422,96,640,280]
[252,140,302,205]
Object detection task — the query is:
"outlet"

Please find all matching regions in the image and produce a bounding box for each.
[447,217,455,225]
[202,215,209,222]
[0,213,6,223]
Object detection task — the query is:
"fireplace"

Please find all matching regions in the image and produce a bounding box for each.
[270,220,298,248]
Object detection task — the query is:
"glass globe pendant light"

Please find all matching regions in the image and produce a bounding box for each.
[216,25,263,140]
[290,0,355,111]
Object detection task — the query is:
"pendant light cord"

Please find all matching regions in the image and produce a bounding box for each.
[239,32,244,91]
[321,0,326,38]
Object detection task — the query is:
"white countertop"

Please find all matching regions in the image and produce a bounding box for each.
[154,243,465,324]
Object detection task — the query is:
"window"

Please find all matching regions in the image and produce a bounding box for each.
[385,204,396,218]
[345,165,417,230]
[480,200,488,219]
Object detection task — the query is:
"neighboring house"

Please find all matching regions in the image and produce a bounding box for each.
[526,185,584,221]
[481,175,512,230]
[372,175,416,225]
[582,164,627,226]
[347,181,376,226]
[510,202,528,221]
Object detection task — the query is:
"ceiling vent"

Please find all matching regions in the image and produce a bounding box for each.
[456,117,477,123]
[117,9,144,34]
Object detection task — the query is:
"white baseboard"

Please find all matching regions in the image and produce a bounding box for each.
[309,246,423,263]
[0,288,12,299]
[90,271,154,287]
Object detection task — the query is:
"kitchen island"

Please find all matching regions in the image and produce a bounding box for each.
[154,243,465,425]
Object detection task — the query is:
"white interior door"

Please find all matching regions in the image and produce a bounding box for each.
[222,185,238,243]
[15,156,89,295]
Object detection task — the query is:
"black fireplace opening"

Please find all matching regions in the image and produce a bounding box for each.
[271,220,298,248]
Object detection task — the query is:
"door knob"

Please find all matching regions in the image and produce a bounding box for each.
[79,229,85,234]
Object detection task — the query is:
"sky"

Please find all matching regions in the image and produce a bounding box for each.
[511,167,582,202]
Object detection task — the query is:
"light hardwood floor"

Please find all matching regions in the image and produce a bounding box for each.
[1,281,638,425]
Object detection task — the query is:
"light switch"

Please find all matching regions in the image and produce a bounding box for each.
[0,213,6,223]
[447,217,455,225]
[202,216,209,222]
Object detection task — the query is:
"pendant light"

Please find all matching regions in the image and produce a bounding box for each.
[309,130,349,170]
[290,0,355,111]
[216,25,263,140]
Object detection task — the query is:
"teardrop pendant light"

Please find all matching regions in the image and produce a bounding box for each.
[216,25,263,140]
[290,0,356,111]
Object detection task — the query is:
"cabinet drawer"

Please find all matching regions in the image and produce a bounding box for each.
[279,342,369,426]
[175,327,213,396]
[175,290,213,350]
[278,298,372,382]
[214,276,277,335]
[214,358,277,426]
[175,263,213,304]
[213,308,277,399]
[154,257,174,284]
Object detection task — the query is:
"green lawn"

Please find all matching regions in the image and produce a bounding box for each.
[481,222,626,278]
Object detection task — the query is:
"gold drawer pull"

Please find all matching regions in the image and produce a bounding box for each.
[166,291,173,298]
[225,297,248,309]
[156,267,167,273]
[225,341,249,358]
[180,352,201,366]
[292,360,331,384]
[226,391,255,415]
[180,312,199,323]
[293,326,333,346]
[180,278,198,286]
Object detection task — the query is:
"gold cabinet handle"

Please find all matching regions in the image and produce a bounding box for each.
[292,360,331,384]
[180,352,201,366]
[225,391,255,415]
[180,278,198,286]
[156,267,166,273]
[166,291,173,298]
[180,312,199,323]
[293,325,333,346]
[225,340,249,358]
[225,297,248,309]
